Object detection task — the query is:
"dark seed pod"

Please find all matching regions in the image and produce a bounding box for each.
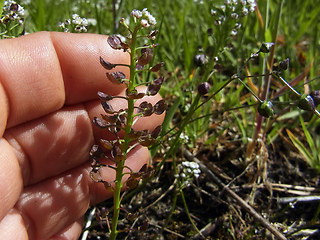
[126,88,145,99]
[97,91,113,101]
[194,54,208,67]
[138,101,153,116]
[151,125,162,139]
[100,56,116,70]
[138,47,153,65]
[93,117,108,128]
[273,58,290,72]
[106,71,126,84]
[89,144,104,160]
[153,76,164,85]
[257,101,274,118]
[279,58,289,71]
[197,82,211,95]
[111,144,123,161]
[126,176,139,189]
[150,62,164,72]
[310,90,320,106]
[107,35,123,50]
[101,101,115,114]
[153,99,166,115]
[298,95,316,111]
[147,84,161,96]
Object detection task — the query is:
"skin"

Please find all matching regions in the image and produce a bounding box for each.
[0,32,164,240]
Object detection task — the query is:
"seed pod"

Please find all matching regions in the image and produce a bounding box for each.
[298,95,316,111]
[138,101,154,116]
[107,35,123,50]
[154,76,164,85]
[257,101,274,118]
[151,125,162,139]
[147,84,161,96]
[101,101,115,114]
[97,91,113,101]
[153,99,166,115]
[197,82,211,95]
[106,71,126,84]
[89,144,104,160]
[150,62,164,72]
[93,117,108,128]
[138,47,153,65]
[100,56,116,70]
[126,88,145,99]
[126,176,139,189]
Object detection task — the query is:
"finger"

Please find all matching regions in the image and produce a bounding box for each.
[0,139,23,221]
[0,208,28,240]
[4,88,164,185]
[15,146,149,240]
[49,218,83,240]
[0,31,129,131]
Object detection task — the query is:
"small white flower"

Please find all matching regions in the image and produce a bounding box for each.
[211,9,217,15]
[231,30,238,36]
[242,7,249,15]
[231,13,239,19]
[140,19,150,28]
[235,23,242,29]
[130,9,142,18]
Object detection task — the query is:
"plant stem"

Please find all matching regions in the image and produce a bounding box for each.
[109,27,138,240]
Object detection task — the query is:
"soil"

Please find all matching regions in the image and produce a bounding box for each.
[81,125,320,240]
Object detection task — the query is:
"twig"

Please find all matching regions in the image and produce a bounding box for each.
[183,149,287,240]
[148,221,185,238]
[278,195,320,204]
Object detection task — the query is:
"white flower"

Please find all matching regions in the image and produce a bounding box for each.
[231,13,239,19]
[242,7,249,15]
[130,9,142,18]
[140,19,150,28]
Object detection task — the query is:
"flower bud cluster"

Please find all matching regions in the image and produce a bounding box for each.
[59,13,89,33]
[178,161,201,187]
[1,0,24,25]
[130,8,157,28]
[210,0,256,37]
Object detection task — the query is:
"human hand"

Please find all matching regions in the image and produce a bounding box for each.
[0,32,164,240]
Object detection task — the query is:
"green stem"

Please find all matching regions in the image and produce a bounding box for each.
[179,187,202,236]
[109,27,138,240]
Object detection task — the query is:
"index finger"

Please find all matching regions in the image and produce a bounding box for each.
[0,31,129,133]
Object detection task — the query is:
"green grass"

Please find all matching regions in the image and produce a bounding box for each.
[8,0,320,238]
